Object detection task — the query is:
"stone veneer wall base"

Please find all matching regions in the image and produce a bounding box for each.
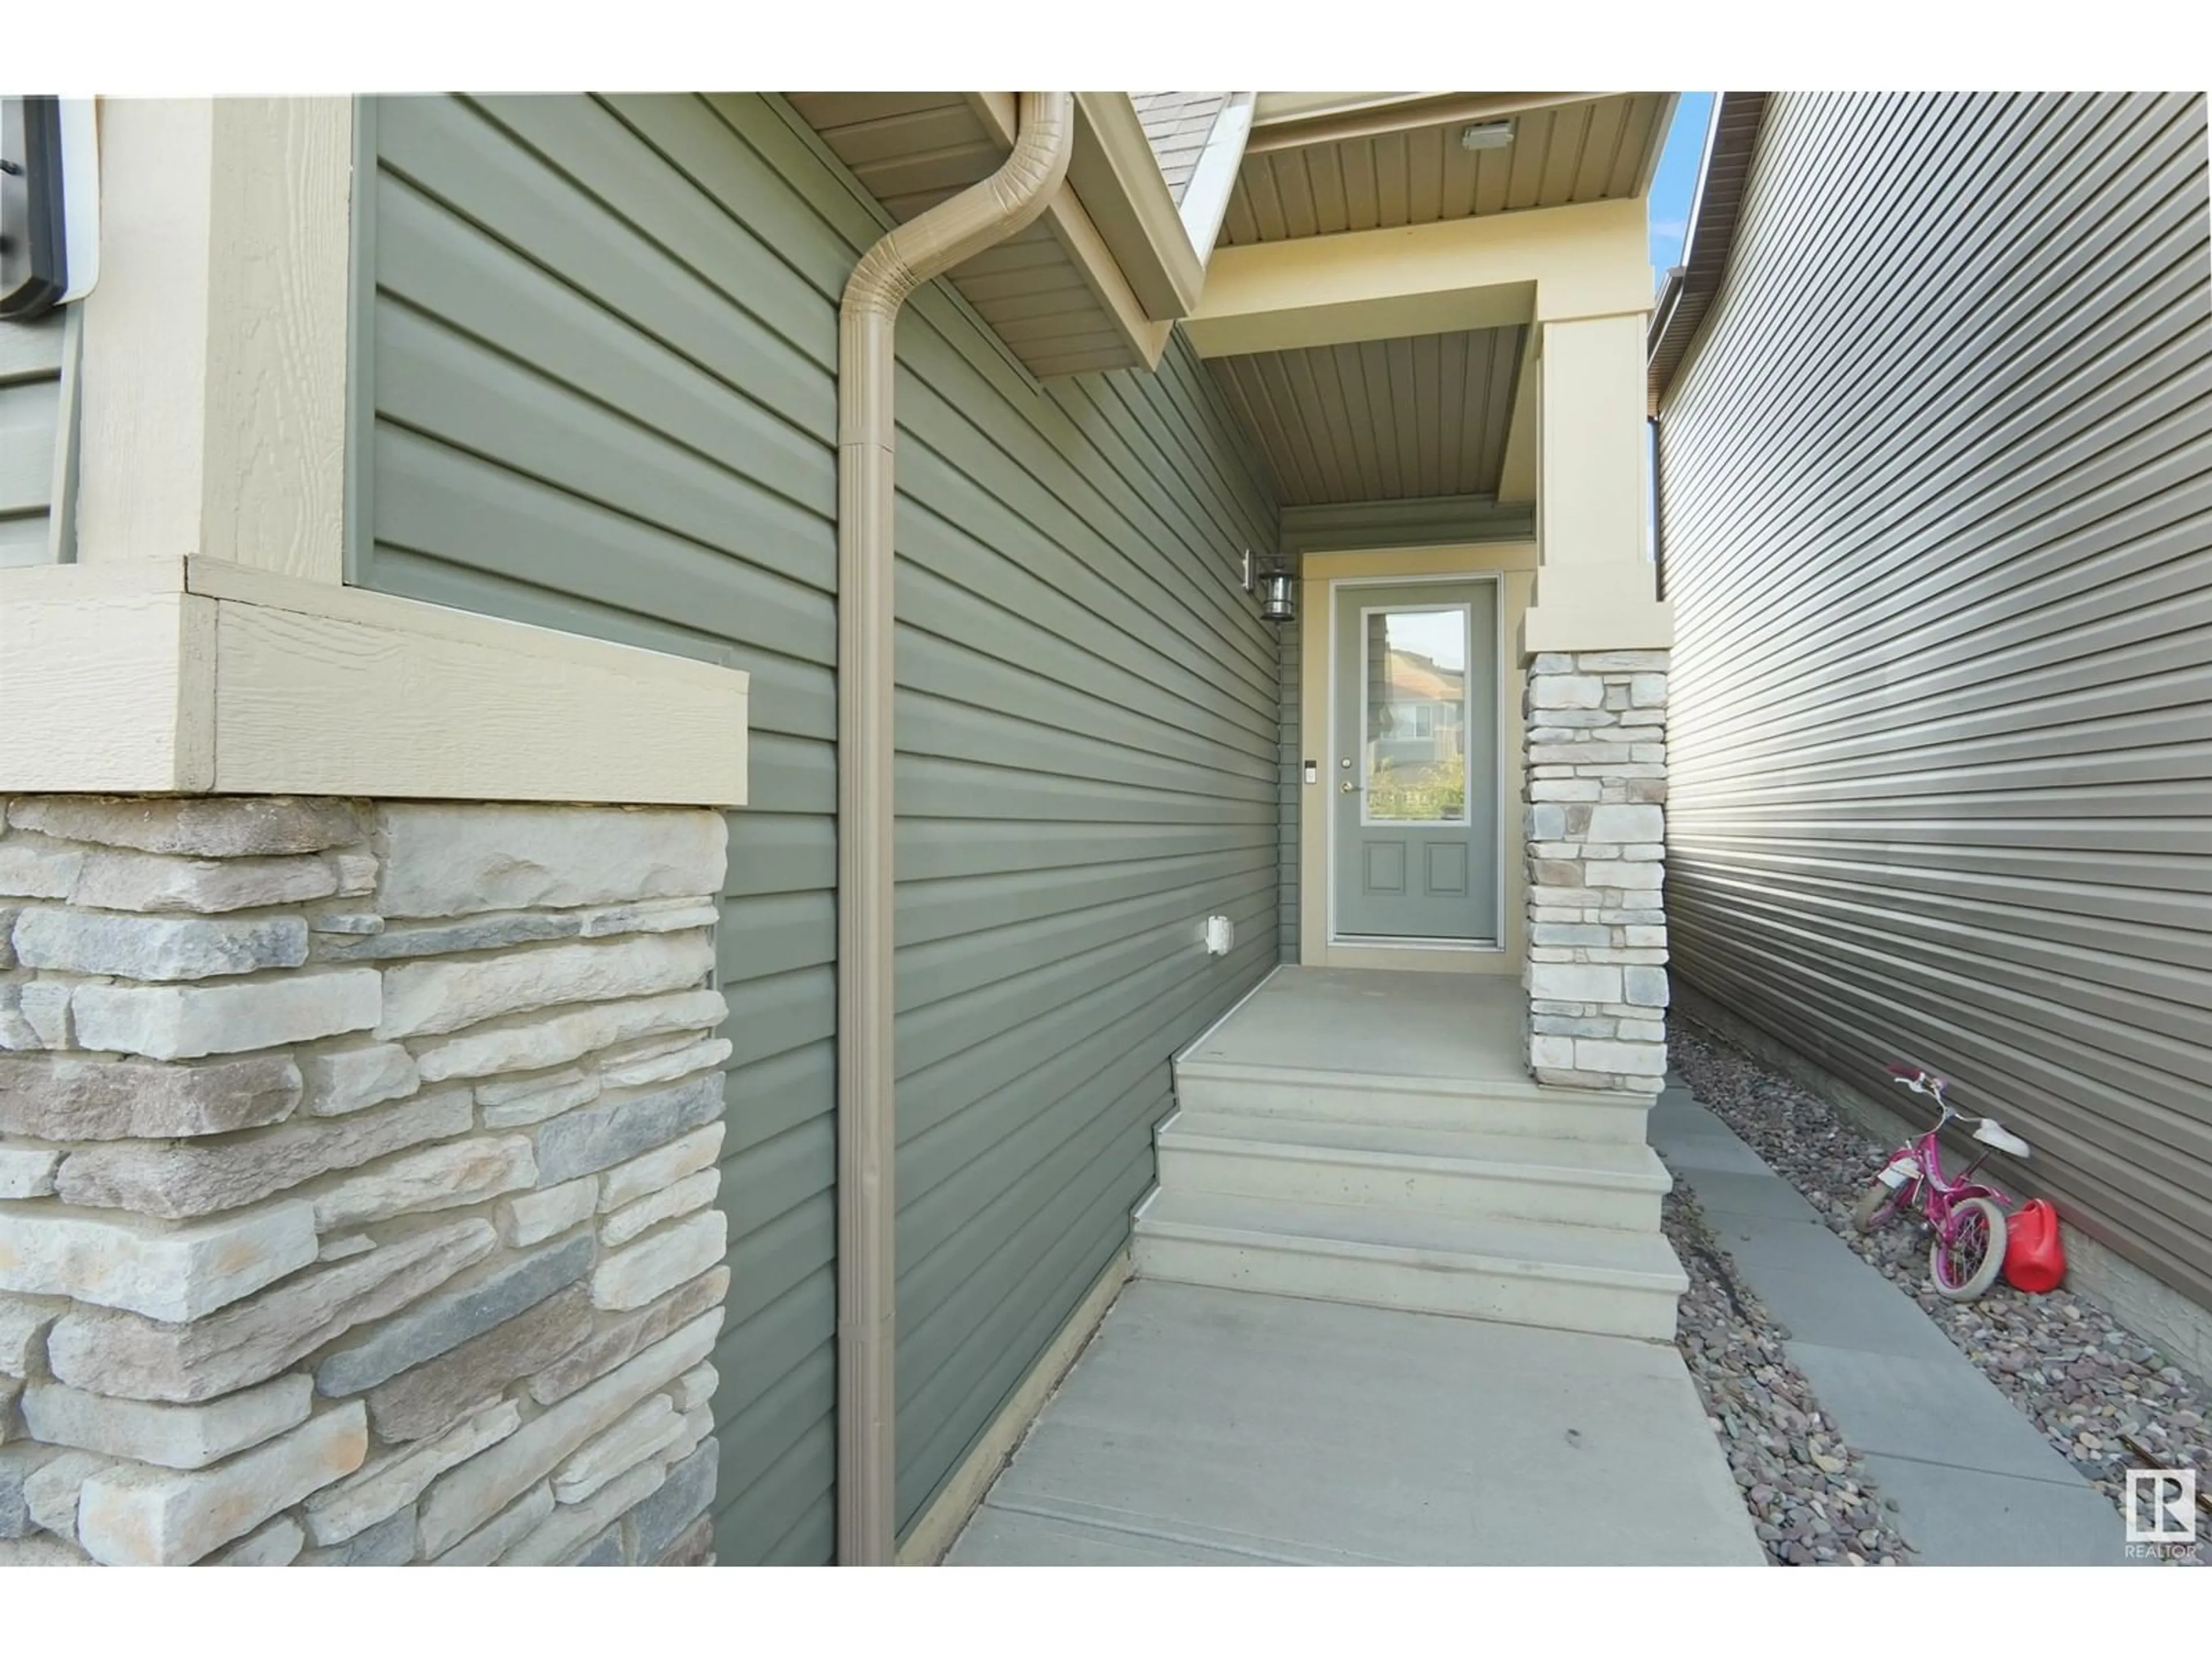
[0,796,730,1566]
[1521,650,1671,1094]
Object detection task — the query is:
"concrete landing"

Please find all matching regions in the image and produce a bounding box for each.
[947,1279,1764,1566]
[1651,1080,2137,1566]
[1181,967,1527,1082]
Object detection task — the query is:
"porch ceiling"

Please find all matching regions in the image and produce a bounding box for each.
[1221,93,1672,247]
[1206,324,1525,506]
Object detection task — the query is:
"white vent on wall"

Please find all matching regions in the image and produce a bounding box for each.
[1203,915,1234,956]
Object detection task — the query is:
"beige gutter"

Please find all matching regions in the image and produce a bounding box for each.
[835,89,1074,1569]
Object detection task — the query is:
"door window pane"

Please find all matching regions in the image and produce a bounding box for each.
[1362,606,1469,823]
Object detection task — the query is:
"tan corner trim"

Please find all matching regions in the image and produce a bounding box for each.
[75,97,352,584]
[896,1248,1132,1567]
[0,558,749,805]
[1069,92,1207,320]
[1495,327,1543,506]
[1297,545,1534,975]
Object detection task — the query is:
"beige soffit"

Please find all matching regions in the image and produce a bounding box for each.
[784,91,1203,377]
[0,558,749,805]
[1247,92,1606,150]
[1222,92,1673,245]
[1208,325,1526,506]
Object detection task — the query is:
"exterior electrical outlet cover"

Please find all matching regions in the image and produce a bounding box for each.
[1205,915,1235,955]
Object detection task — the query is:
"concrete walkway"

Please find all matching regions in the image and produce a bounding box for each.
[1651,1078,2134,1566]
[948,1278,1764,1566]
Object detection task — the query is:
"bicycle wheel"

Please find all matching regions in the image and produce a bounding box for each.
[1929,1196,2008,1302]
[1852,1177,1911,1234]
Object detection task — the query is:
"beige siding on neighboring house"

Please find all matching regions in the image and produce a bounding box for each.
[0,311,73,565]
[1660,94,2212,1309]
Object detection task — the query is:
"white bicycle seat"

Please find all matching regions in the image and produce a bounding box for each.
[1972,1119,2031,1160]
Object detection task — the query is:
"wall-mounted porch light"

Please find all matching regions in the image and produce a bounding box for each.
[1459,120,1515,152]
[1241,550,1296,624]
[1,96,100,319]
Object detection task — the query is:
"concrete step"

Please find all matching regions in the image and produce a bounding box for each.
[1157,1109,1672,1230]
[1172,1056,1653,1144]
[1131,1188,1688,1343]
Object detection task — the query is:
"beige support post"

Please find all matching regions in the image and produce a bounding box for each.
[74,98,353,583]
[1183,198,1649,359]
[1522,313,1671,653]
[835,92,1074,1568]
[1520,313,1671,1093]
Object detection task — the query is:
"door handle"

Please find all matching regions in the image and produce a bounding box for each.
[1339,780,1361,794]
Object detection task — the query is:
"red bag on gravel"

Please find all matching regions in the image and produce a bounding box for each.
[2004,1199,2066,1293]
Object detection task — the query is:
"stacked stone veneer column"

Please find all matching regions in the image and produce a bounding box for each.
[1522,650,1671,1093]
[0,796,730,1566]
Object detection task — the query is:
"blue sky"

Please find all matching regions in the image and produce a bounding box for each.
[1648,92,1713,283]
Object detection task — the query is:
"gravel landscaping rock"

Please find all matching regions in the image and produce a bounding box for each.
[1664,1183,1915,1565]
[1673,1015,2209,1566]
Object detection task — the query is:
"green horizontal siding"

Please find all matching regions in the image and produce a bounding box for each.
[0,310,70,566]
[359,92,1280,1561]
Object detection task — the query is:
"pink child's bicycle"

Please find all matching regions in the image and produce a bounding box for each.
[1851,1063,2032,1302]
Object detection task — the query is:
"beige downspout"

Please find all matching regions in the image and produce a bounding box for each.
[836,91,1074,1567]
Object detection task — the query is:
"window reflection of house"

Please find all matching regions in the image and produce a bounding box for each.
[1373,647,1465,768]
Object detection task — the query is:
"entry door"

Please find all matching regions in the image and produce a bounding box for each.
[1330,580,1498,942]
